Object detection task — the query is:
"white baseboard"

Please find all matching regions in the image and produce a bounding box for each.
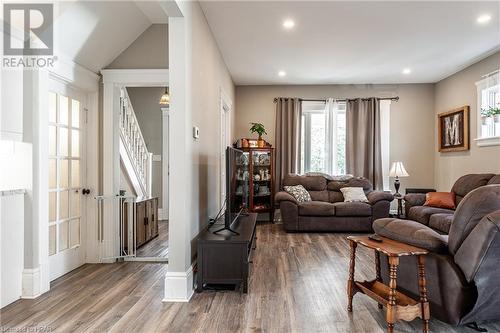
[22,268,43,299]
[158,208,168,221]
[162,264,194,302]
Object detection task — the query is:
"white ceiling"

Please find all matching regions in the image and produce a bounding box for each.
[200,1,500,85]
[53,1,167,73]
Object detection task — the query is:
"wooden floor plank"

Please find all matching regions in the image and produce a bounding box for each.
[2,223,500,333]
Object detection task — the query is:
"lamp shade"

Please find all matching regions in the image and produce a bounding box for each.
[159,87,170,105]
[389,161,409,178]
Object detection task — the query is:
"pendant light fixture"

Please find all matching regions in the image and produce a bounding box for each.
[159,87,170,105]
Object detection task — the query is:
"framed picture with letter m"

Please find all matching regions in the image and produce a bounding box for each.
[438,106,470,152]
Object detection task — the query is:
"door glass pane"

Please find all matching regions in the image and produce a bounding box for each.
[58,128,68,156]
[71,160,80,187]
[70,190,80,217]
[72,100,80,128]
[59,221,69,251]
[59,95,69,125]
[49,192,56,221]
[49,92,57,123]
[59,160,68,188]
[49,126,57,156]
[70,219,80,247]
[71,130,79,157]
[49,225,56,255]
[59,190,69,220]
[49,159,57,189]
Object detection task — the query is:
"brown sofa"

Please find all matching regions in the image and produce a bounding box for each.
[275,174,394,232]
[404,174,500,234]
[374,184,500,326]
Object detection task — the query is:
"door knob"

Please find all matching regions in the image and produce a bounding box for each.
[82,188,91,195]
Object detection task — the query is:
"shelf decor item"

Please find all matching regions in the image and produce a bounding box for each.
[437,106,469,152]
[249,122,267,148]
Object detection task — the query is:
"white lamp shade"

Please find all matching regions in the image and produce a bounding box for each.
[389,162,409,178]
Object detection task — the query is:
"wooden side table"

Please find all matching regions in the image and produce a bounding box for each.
[346,236,430,333]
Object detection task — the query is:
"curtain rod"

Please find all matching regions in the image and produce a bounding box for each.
[273,97,399,103]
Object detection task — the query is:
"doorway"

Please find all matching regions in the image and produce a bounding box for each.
[48,82,88,281]
[122,86,169,260]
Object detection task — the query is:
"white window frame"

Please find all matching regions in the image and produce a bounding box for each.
[301,99,346,175]
[475,70,500,147]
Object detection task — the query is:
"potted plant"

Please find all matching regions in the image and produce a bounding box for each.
[480,108,490,125]
[491,107,500,123]
[249,122,267,148]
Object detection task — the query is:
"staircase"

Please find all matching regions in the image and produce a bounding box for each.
[119,88,152,199]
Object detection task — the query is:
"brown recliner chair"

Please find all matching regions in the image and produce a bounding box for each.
[373,185,500,327]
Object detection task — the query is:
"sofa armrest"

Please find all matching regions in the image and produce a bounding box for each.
[373,218,449,253]
[454,210,500,283]
[404,193,426,206]
[367,191,394,205]
[275,191,298,205]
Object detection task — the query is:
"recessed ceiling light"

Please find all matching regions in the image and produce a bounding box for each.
[402,68,411,75]
[477,14,492,24]
[283,19,295,29]
[278,70,287,77]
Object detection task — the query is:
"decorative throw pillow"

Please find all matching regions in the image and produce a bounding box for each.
[340,187,369,203]
[284,185,311,203]
[424,192,456,209]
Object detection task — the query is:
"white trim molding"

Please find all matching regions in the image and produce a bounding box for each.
[101,69,169,86]
[22,268,42,299]
[163,264,194,302]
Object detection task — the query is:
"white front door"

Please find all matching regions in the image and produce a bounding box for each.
[48,81,87,281]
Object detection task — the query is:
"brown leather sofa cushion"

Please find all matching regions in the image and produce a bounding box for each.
[333,202,371,216]
[283,174,327,191]
[299,201,335,216]
[451,174,494,205]
[407,206,455,225]
[449,185,500,254]
[309,190,329,202]
[487,175,500,185]
[424,192,456,209]
[327,177,372,192]
[373,218,449,253]
[429,213,454,234]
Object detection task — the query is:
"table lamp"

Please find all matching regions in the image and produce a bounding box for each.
[389,161,409,197]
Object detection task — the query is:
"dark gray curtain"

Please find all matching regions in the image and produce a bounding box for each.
[346,98,383,190]
[275,98,302,191]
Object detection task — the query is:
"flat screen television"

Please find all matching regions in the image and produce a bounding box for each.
[213,146,249,235]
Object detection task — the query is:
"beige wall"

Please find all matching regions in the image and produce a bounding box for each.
[235,84,436,192]
[126,87,164,206]
[167,1,235,273]
[434,51,500,190]
[107,24,168,69]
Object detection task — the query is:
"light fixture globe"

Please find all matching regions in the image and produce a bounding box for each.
[159,87,170,105]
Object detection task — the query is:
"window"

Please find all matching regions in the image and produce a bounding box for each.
[476,71,500,146]
[300,98,391,190]
[300,99,346,175]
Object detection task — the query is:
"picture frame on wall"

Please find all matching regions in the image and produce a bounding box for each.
[438,106,470,152]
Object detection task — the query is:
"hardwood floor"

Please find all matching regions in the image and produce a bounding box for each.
[1,223,499,332]
[136,220,168,258]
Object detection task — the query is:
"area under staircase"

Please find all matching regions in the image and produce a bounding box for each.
[119,88,152,199]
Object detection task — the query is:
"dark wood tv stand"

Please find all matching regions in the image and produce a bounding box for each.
[196,213,258,293]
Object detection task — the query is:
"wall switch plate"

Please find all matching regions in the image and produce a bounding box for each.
[193,126,200,139]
